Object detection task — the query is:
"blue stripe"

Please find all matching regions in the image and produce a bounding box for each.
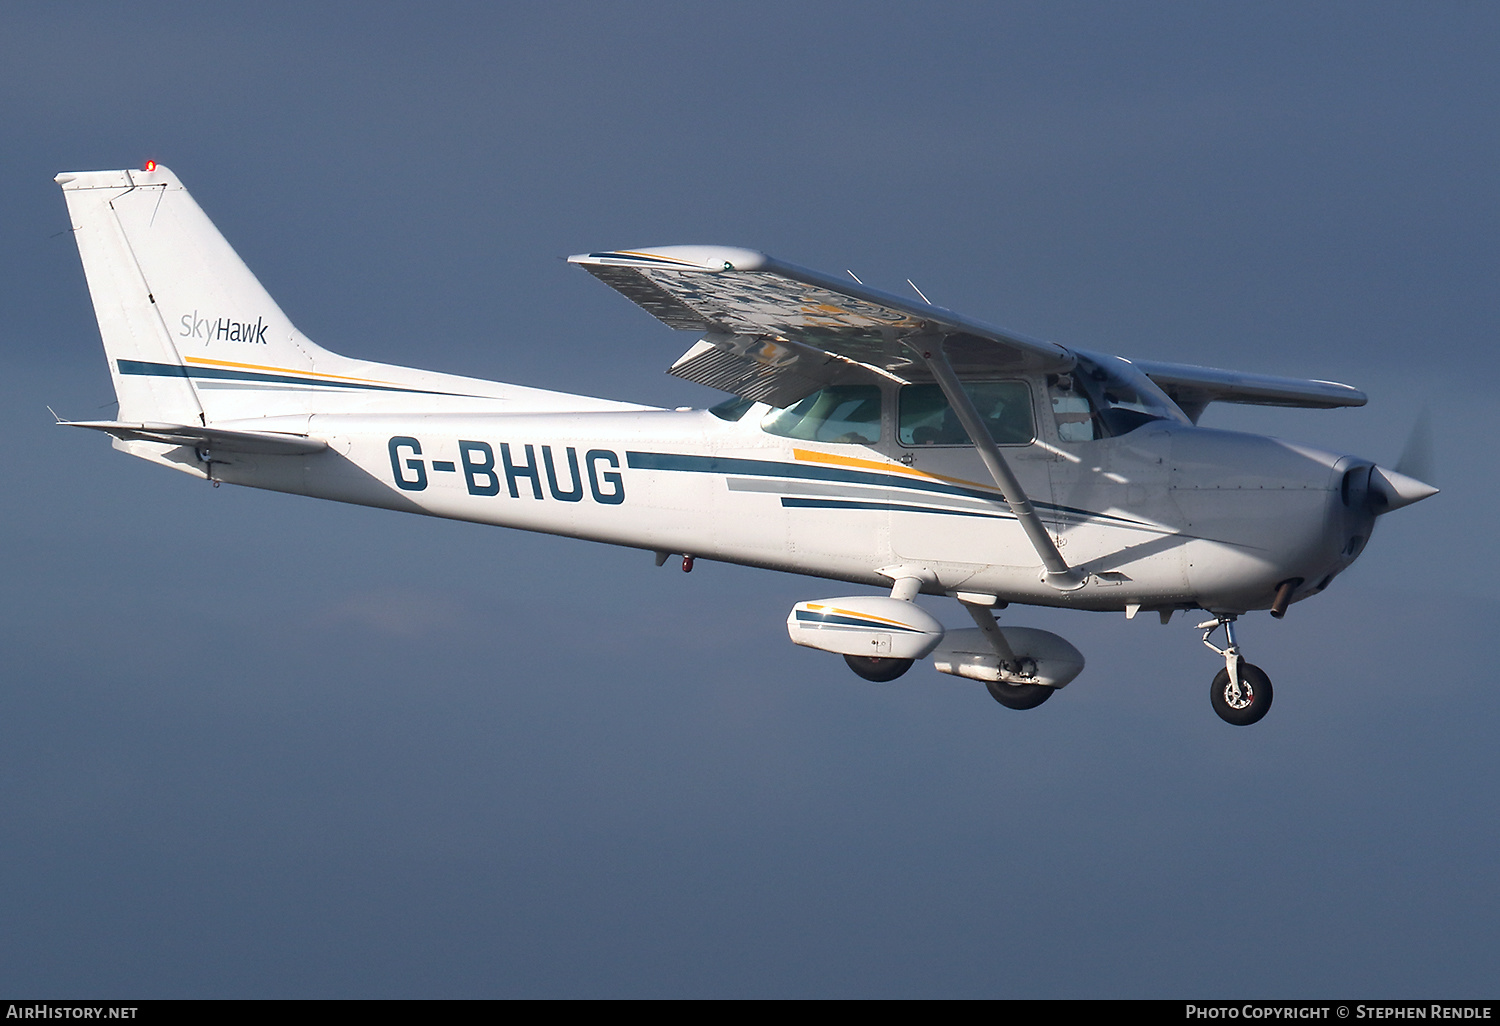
[119,359,192,378]
[587,252,700,268]
[781,497,1012,520]
[794,610,926,633]
[625,450,1149,529]
[116,360,486,399]
[628,450,998,502]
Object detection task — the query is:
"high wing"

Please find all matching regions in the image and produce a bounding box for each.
[1130,360,1367,424]
[569,245,1368,425]
[569,246,1073,406]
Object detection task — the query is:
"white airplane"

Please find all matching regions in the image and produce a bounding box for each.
[54,164,1437,725]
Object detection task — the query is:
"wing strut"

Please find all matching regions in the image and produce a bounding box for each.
[911,335,1086,591]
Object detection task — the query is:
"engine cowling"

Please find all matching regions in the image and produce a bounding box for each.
[931,627,1085,687]
[786,596,945,661]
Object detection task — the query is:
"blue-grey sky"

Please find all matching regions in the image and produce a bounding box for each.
[2,1,1495,998]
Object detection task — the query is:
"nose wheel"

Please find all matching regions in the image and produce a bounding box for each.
[1198,616,1274,726]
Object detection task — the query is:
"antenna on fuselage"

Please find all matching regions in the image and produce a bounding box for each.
[907,279,933,305]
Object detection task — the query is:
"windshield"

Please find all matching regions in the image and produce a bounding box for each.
[1059,352,1188,438]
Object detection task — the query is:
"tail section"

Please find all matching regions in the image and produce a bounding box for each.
[57,165,326,424]
[57,165,644,429]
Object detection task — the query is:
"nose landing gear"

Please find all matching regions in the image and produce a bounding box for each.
[1198,616,1274,726]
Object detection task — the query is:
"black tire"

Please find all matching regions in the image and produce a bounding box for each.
[1210,662,1273,726]
[984,680,1055,710]
[844,654,914,682]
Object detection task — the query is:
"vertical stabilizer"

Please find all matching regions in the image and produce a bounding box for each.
[57,165,325,423]
[59,165,649,432]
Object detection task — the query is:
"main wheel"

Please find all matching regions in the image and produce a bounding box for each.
[985,680,1054,710]
[1210,662,1273,726]
[844,654,914,682]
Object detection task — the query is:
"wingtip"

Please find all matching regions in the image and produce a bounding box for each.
[567,246,768,272]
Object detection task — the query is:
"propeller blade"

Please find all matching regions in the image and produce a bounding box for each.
[1394,407,1435,484]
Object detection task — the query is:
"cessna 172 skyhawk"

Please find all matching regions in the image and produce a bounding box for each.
[55,164,1436,725]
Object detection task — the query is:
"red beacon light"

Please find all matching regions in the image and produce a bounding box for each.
[143,160,157,172]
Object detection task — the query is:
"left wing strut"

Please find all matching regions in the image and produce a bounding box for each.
[912,335,1085,591]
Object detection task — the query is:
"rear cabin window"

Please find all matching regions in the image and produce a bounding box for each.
[708,395,757,422]
[760,385,882,444]
[898,381,1034,447]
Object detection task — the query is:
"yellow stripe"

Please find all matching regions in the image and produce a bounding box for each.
[826,606,912,628]
[615,250,702,267]
[791,447,998,494]
[802,603,920,630]
[183,356,397,387]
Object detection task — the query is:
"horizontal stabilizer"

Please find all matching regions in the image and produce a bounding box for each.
[61,420,327,455]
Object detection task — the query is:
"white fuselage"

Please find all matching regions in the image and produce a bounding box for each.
[57,163,1383,623]
[168,388,1374,618]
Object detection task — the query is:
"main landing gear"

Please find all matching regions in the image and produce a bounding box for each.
[844,655,914,682]
[984,679,1054,710]
[1199,616,1274,726]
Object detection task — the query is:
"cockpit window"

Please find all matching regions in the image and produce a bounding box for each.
[1053,353,1188,439]
[761,385,882,444]
[898,381,1034,446]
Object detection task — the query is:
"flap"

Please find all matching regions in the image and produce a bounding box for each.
[667,332,898,408]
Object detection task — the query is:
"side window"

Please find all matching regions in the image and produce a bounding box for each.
[761,385,882,444]
[898,381,1034,447]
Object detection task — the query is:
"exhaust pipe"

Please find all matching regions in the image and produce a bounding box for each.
[1269,578,1303,619]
